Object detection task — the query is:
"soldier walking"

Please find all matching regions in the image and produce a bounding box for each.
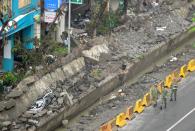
[160,87,168,110]
[150,85,158,107]
[170,84,178,101]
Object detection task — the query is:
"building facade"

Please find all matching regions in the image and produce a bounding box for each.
[0,0,40,72]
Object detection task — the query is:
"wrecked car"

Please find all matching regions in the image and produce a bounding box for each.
[29,90,54,112]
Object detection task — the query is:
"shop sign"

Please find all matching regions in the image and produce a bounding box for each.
[65,0,83,4]
[44,0,60,11]
[44,11,57,23]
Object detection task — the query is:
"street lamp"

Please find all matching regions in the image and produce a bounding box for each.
[68,0,71,54]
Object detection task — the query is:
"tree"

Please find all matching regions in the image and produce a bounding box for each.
[0,3,17,46]
[39,2,67,55]
[86,0,110,37]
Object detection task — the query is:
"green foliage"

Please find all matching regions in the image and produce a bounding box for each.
[188,27,195,33]
[96,11,120,35]
[192,17,195,22]
[192,42,195,48]
[2,72,17,86]
[53,47,68,56]
[190,13,195,33]
[0,79,4,92]
[86,2,121,36]
[90,68,102,79]
[12,39,43,69]
[138,54,144,60]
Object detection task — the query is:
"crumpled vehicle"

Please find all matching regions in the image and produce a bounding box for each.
[29,89,54,112]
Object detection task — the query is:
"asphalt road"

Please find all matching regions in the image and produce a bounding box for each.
[119,72,195,131]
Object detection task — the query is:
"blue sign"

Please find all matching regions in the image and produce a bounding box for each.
[44,0,60,11]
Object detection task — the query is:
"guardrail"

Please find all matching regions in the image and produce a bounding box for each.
[99,59,195,131]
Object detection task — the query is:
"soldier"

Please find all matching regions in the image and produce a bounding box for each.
[160,87,168,110]
[150,85,158,107]
[170,84,178,101]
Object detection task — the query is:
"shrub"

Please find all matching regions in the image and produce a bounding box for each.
[2,72,17,86]
[0,79,4,92]
[53,47,68,56]
[96,11,120,35]
[90,69,102,80]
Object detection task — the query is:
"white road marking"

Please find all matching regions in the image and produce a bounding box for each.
[166,107,195,131]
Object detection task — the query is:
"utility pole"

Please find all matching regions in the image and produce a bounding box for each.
[68,0,71,54]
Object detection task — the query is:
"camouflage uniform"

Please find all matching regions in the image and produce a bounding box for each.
[170,85,178,101]
[160,87,168,109]
[150,86,158,107]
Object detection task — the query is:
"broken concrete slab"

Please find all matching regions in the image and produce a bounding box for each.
[4,99,16,110]
[82,44,109,62]
[62,57,85,78]
[0,101,5,112]
[62,119,69,127]
[28,119,39,126]
[7,90,23,99]
[2,121,11,127]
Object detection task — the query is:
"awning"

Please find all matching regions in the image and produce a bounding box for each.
[0,9,40,39]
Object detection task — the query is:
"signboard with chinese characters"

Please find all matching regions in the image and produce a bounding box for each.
[44,11,57,23]
[44,0,61,11]
[65,0,83,4]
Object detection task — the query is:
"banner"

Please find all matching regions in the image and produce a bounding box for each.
[65,0,83,4]
[44,11,57,23]
[44,0,59,11]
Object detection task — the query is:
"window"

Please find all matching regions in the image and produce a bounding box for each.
[18,0,31,8]
[0,0,12,16]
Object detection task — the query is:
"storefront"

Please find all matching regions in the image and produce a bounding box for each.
[0,40,2,70]
[0,0,40,72]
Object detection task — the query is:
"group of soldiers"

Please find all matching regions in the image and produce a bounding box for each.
[150,83,178,110]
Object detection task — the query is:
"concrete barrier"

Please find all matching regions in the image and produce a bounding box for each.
[134,99,144,113]
[142,93,151,107]
[100,122,112,131]
[187,59,195,72]
[116,113,127,127]
[164,74,173,88]
[125,106,134,120]
[179,65,188,78]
